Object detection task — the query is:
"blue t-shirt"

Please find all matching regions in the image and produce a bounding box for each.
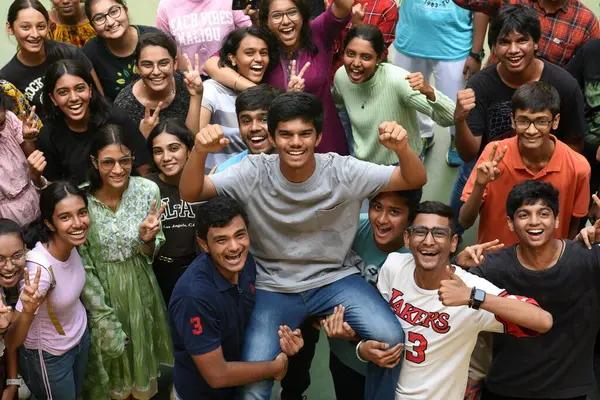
[215,150,249,173]
[394,0,473,61]
[168,253,257,399]
[330,213,409,374]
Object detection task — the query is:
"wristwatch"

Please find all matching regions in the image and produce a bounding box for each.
[470,288,486,310]
[6,378,21,387]
[469,49,485,63]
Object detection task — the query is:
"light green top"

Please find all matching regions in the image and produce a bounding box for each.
[333,63,456,165]
[79,176,173,399]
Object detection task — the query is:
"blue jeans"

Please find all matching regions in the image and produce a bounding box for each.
[19,326,90,400]
[240,274,403,400]
[449,159,476,237]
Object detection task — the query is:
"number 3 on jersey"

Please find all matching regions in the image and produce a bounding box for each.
[405,332,427,364]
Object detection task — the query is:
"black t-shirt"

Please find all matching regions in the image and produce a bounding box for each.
[566,38,600,159]
[0,41,93,119]
[145,173,197,258]
[113,71,191,129]
[37,108,151,184]
[469,241,600,398]
[467,61,587,152]
[82,25,161,101]
[169,253,256,400]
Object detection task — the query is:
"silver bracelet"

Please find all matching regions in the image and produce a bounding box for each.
[31,176,48,191]
[356,340,368,363]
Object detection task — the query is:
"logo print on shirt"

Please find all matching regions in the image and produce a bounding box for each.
[190,316,203,335]
[389,289,451,334]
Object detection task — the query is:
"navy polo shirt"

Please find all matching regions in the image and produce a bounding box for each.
[168,252,257,399]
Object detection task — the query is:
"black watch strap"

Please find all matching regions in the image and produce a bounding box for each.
[472,288,486,310]
[469,50,485,63]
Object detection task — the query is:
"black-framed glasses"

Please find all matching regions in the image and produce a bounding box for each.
[91,5,122,26]
[94,156,135,171]
[0,249,26,268]
[269,8,301,23]
[406,226,451,242]
[514,118,553,130]
[139,59,173,73]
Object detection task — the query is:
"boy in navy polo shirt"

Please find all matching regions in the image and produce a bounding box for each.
[168,197,304,399]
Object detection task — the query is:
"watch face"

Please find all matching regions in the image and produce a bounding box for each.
[474,289,486,302]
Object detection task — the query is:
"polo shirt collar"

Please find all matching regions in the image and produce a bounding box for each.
[207,255,249,293]
[510,134,563,173]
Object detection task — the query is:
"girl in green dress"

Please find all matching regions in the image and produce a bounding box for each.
[79,123,173,399]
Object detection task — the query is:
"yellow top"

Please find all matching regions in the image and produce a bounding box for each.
[50,20,97,48]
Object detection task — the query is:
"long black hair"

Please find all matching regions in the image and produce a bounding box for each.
[258,0,318,56]
[344,24,385,58]
[7,0,54,49]
[43,59,111,127]
[23,182,88,248]
[0,219,24,243]
[218,26,279,75]
[86,123,135,194]
[146,118,194,172]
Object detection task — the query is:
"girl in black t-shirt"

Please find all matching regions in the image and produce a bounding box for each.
[145,119,198,304]
[28,58,150,187]
[2,0,103,117]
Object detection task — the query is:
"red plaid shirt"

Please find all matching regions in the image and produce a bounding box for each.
[454,0,599,67]
[327,0,399,83]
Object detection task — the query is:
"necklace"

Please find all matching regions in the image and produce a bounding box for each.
[141,77,176,108]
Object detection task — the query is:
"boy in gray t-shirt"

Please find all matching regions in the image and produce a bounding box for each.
[180,92,427,400]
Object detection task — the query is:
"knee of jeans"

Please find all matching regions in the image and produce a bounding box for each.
[368,315,404,346]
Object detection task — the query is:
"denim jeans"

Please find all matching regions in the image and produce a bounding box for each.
[449,159,476,237]
[19,326,90,400]
[239,274,403,400]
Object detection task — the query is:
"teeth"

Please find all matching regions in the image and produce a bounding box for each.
[351,69,360,73]
[250,137,266,142]
[288,151,303,155]
[282,28,293,33]
[250,66,263,71]
[528,229,543,234]
[0,272,16,280]
[225,252,242,262]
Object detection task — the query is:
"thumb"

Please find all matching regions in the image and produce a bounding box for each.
[445,265,456,279]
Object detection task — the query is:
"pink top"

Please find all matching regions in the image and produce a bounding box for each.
[156,0,251,75]
[17,242,87,356]
[0,111,39,226]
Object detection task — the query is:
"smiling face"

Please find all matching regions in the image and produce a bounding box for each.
[138,45,175,92]
[494,30,537,74]
[368,193,410,251]
[239,108,272,154]
[50,73,92,122]
[93,144,133,190]
[512,109,558,151]
[508,200,558,248]
[406,213,458,272]
[270,118,321,172]
[0,234,26,288]
[151,132,190,179]
[47,194,90,248]
[267,0,303,51]
[199,216,250,282]
[231,35,270,84]
[343,37,381,84]
[52,0,79,17]
[89,0,129,40]
[7,7,49,55]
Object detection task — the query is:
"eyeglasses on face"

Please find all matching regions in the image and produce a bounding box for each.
[269,8,301,23]
[514,118,553,130]
[0,249,26,268]
[94,156,135,171]
[406,226,452,242]
[91,5,123,26]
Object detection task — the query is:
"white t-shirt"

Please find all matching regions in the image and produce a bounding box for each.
[377,253,507,400]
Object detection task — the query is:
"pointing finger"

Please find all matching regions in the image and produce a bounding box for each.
[24,267,31,287]
[33,264,41,287]
[487,142,498,163]
[155,202,167,220]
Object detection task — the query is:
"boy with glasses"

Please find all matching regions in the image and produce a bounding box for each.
[459,81,590,246]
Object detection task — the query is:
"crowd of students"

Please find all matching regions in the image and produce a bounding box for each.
[0,0,600,399]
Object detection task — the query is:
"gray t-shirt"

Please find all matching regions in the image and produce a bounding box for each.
[209,153,395,293]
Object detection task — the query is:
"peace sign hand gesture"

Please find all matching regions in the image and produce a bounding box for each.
[183,53,204,97]
[20,266,43,315]
[455,239,504,268]
[139,102,163,139]
[287,60,311,93]
[576,194,600,248]
[438,266,470,306]
[475,142,507,186]
[22,106,39,141]
[139,200,166,243]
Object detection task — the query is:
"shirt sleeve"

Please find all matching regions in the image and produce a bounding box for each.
[201,82,216,112]
[311,5,352,52]
[400,76,456,128]
[233,10,252,28]
[571,157,591,217]
[451,0,503,15]
[339,156,396,200]
[170,295,222,356]
[155,3,172,36]
[377,2,399,55]
[6,111,24,144]
[209,155,261,203]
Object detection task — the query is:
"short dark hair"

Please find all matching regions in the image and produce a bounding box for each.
[236,84,283,117]
[0,90,13,111]
[488,4,541,49]
[373,189,423,216]
[146,118,195,172]
[511,81,560,117]
[136,31,177,62]
[218,26,279,75]
[267,92,323,138]
[344,24,385,58]
[506,180,559,220]
[408,201,456,233]
[195,197,249,241]
[0,219,23,242]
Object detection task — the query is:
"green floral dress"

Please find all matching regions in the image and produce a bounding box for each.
[79,177,173,399]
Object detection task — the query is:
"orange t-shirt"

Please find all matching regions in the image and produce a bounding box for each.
[461,135,591,246]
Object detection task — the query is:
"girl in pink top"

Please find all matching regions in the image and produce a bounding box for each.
[0,90,41,227]
[11,182,90,400]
